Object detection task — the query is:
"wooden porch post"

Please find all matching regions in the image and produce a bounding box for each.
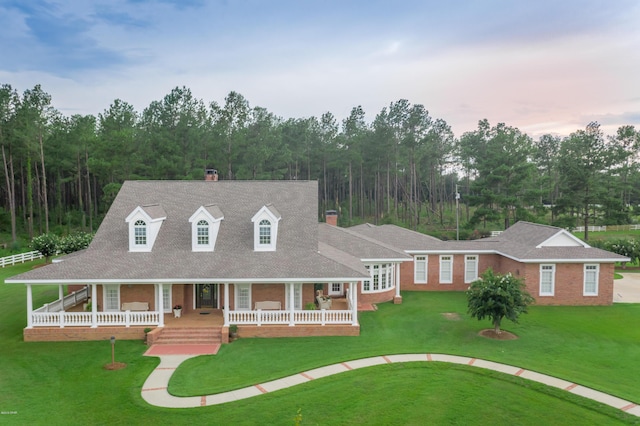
[91,284,97,328]
[158,283,165,327]
[58,285,64,300]
[288,283,295,327]
[26,284,33,329]
[223,283,230,326]
[395,263,401,299]
[351,281,358,326]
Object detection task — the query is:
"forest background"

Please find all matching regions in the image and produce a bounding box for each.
[1,83,639,250]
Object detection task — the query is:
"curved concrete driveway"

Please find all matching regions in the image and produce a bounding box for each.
[615,273,640,303]
[141,353,640,417]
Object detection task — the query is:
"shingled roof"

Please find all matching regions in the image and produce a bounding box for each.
[9,180,369,284]
[348,221,628,263]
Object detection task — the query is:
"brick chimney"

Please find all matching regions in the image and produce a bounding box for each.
[205,169,218,181]
[326,210,338,226]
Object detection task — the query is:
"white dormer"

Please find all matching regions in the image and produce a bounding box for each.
[251,204,281,251]
[189,205,224,252]
[125,204,166,252]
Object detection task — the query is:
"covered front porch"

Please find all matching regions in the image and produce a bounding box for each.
[21,281,361,341]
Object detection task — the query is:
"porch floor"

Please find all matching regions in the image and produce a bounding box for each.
[164,309,224,327]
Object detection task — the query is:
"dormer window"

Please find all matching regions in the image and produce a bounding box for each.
[259,220,271,245]
[134,220,147,245]
[125,205,166,252]
[189,205,223,252]
[197,220,209,245]
[251,204,281,251]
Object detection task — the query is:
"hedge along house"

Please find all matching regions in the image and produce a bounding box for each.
[8,178,373,342]
[348,221,629,306]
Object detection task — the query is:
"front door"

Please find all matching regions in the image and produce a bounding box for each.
[196,284,217,308]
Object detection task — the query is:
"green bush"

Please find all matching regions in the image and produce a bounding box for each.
[30,233,60,263]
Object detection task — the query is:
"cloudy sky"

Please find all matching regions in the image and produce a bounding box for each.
[2,0,639,138]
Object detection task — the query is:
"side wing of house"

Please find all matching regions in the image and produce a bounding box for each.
[348,221,628,306]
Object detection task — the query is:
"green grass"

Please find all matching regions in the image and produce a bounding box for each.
[2,263,639,425]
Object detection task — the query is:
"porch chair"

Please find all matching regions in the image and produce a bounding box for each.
[316,290,332,310]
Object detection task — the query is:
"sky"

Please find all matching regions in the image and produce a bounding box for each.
[1,0,639,139]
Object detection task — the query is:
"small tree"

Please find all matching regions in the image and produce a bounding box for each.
[30,233,60,264]
[467,268,534,334]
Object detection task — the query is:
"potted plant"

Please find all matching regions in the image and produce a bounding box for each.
[173,305,182,318]
[305,302,316,310]
[229,324,238,340]
[143,327,152,345]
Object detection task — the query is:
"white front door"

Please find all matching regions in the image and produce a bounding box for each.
[329,282,343,296]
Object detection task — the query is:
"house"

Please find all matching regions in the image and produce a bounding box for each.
[6,176,628,343]
[8,178,377,342]
[347,221,629,306]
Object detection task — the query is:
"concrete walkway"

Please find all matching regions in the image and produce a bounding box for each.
[614,273,640,303]
[141,353,640,417]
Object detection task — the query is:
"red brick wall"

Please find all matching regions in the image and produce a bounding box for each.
[238,324,360,338]
[24,326,146,342]
[400,255,472,291]
[359,287,395,304]
[525,263,613,306]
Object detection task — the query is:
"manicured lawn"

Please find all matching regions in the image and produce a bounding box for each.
[2,262,639,424]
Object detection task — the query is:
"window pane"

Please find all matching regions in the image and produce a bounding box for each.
[259,219,271,245]
[415,256,427,282]
[105,286,119,310]
[134,220,146,245]
[584,265,598,294]
[197,220,209,245]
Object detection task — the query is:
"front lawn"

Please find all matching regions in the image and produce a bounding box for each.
[2,263,639,425]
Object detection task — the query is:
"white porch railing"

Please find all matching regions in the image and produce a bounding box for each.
[0,250,44,267]
[31,311,161,328]
[228,309,353,326]
[33,287,89,313]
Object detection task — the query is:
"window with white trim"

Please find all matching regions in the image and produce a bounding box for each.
[465,255,478,283]
[414,255,427,283]
[373,265,380,290]
[259,220,271,245]
[363,265,371,291]
[440,255,453,284]
[540,264,555,296]
[104,285,120,311]
[235,284,251,310]
[162,285,171,313]
[197,220,209,245]
[134,220,146,245]
[285,283,302,310]
[583,264,599,296]
[362,264,396,293]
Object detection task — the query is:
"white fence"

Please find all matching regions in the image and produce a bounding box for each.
[31,311,160,328]
[0,250,43,267]
[228,309,353,326]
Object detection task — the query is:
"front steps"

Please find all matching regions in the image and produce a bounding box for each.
[152,326,222,345]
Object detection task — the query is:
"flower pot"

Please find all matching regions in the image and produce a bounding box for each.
[173,309,182,318]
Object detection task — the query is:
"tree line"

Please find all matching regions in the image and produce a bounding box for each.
[1,83,639,244]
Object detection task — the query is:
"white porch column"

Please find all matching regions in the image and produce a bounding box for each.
[395,263,401,299]
[158,283,165,327]
[223,283,230,326]
[351,281,358,326]
[58,285,64,300]
[26,284,33,329]
[288,283,295,326]
[91,284,97,328]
